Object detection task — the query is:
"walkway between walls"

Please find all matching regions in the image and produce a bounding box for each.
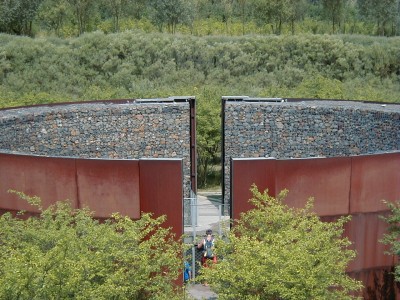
[185,191,224,299]
[184,191,228,239]
[186,283,218,299]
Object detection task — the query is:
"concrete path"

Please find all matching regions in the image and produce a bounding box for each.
[186,283,218,299]
[185,191,224,299]
[184,191,229,237]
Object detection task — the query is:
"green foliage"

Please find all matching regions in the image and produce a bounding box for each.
[380,200,400,282]
[322,0,347,33]
[199,186,363,299]
[0,0,399,37]
[1,32,400,106]
[357,0,399,36]
[294,74,345,99]
[1,31,400,185]
[36,0,71,37]
[147,0,195,34]
[197,87,222,188]
[0,0,43,36]
[97,18,156,34]
[0,191,185,299]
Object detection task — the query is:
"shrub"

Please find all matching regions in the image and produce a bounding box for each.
[0,191,185,299]
[199,186,363,299]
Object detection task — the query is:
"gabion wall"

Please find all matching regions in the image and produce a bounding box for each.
[0,100,193,198]
[223,99,400,203]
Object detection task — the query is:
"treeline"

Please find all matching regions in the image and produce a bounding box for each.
[0,31,399,108]
[0,0,399,37]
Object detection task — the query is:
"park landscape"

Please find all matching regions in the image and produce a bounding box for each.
[1,0,400,299]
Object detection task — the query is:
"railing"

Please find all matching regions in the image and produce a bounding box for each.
[184,193,230,281]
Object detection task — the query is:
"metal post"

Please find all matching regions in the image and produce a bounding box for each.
[191,244,196,282]
[190,197,197,282]
[218,204,222,237]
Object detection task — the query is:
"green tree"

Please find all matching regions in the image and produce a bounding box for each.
[99,0,137,32]
[37,0,70,36]
[0,191,185,299]
[380,200,400,281]
[0,0,43,36]
[251,0,296,34]
[237,0,248,35]
[322,0,347,33]
[357,0,399,36]
[197,92,221,188]
[66,0,97,35]
[199,185,363,299]
[287,0,307,34]
[147,0,195,33]
[251,0,277,33]
[220,0,234,33]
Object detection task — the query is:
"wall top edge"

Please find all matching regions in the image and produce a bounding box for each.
[0,151,185,162]
[222,96,284,102]
[222,97,400,113]
[0,96,195,112]
[222,96,400,105]
[230,150,400,161]
[138,158,183,161]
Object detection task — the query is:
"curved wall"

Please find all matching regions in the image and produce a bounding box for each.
[223,98,400,203]
[0,96,399,295]
[223,97,400,298]
[0,98,195,198]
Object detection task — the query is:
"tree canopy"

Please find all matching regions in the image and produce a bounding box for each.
[0,0,399,36]
[0,191,185,299]
[380,200,400,282]
[199,185,363,299]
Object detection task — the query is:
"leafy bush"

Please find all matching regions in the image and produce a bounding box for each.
[380,200,400,282]
[1,32,400,106]
[0,191,185,299]
[199,186,363,299]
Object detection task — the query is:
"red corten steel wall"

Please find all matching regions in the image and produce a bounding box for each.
[0,153,78,213]
[0,153,183,238]
[231,152,400,298]
[139,159,183,239]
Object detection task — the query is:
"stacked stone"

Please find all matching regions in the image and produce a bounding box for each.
[223,100,400,203]
[0,101,192,198]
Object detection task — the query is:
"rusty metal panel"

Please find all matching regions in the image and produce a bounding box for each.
[275,157,352,216]
[230,154,399,297]
[231,158,277,220]
[139,159,183,239]
[76,159,140,219]
[348,267,398,299]
[189,97,197,193]
[350,153,400,214]
[344,212,394,273]
[0,153,78,213]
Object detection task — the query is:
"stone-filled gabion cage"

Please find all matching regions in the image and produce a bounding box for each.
[222,97,400,204]
[0,97,196,205]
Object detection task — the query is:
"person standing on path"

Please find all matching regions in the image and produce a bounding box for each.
[197,228,217,286]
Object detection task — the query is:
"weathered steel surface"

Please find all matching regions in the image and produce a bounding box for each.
[0,153,78,212]
[139,159,183,239]
[231,158,276,218]
[0,154,183,238]
[231,152,400,298]
[231,156,352,217]
[350,153,400,213]
[348,267,398,299]
[276,157,351,216]
[344,212,393,272]
[76,159,141,219]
